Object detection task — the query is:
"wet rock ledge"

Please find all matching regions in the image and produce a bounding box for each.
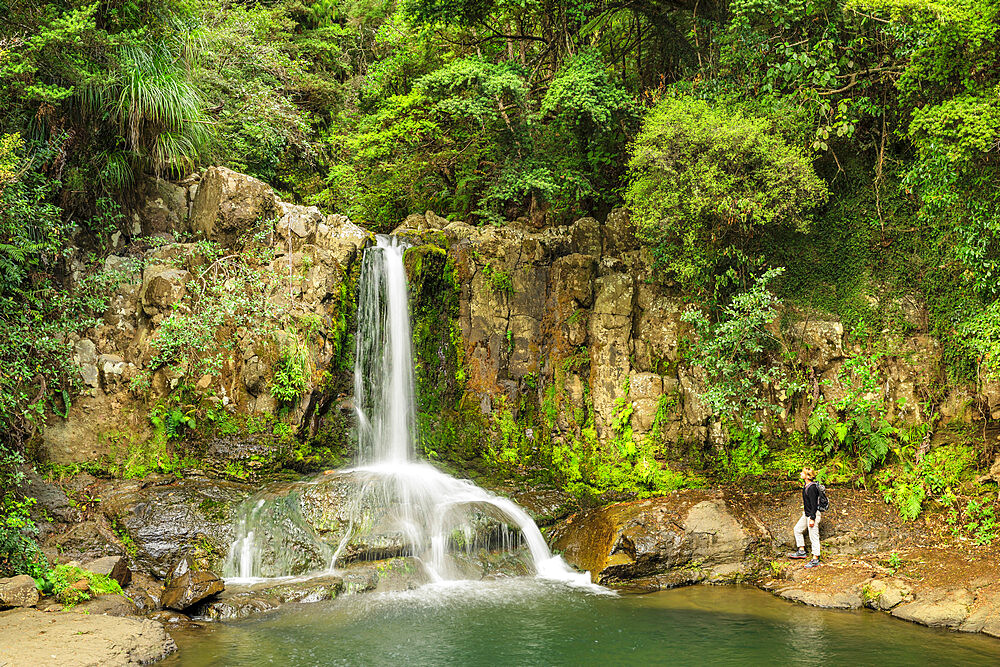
[549,486,1000,638]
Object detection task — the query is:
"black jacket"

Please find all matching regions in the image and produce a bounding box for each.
[803,482,820,520]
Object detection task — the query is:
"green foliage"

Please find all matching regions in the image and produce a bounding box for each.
[481,263,514,296]
[682,267,802,427]
[809,354,894,473]
[0,445,46,577]
[904,139,1000,301]
[610,380,636,460]
[111,519,139,560]
[0,141,136,447]
[291,414,351,472]
[34,564,124,607]
[766,432,825,477]
[495,378,700,502]
[420,57,528,126]
[140,244,285,396]
[946,498,999,546]
[484,397,527,467]
[875,439,978,521]
[85,42,211,178]
[878,467,927,521]
[194,1,318,185]
[152,406,197,441]
[104,424,186,480]
[203,406,240,437]
[1,1,211,187]
[1,0,1000,507]
[627,97,827,294]
[540,50,633,131]
[271,335,311,406]
[719,428,770,479]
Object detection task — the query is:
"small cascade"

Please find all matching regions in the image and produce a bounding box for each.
[222,485,332,582]
[224,234,589,586]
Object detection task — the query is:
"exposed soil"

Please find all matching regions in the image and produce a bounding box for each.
[0,608,176,666]
[738,485,1000,635]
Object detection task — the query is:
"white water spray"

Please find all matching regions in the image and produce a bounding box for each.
[225,234,590,586]
[342,235,587,584]
[353,237,417,464]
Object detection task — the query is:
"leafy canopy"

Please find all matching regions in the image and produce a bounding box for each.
[626,96,827,294]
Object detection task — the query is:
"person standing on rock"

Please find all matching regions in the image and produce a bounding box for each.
[788,467,822,567]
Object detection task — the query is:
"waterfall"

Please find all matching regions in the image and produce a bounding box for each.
[224,234,589,586]
[353,236,416,464]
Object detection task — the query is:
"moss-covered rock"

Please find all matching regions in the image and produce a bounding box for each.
[97,477,252,577]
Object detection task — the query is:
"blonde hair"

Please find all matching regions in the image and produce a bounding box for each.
[801,467,816,481]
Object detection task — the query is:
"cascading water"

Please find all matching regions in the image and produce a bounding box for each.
[339,235,587,582]
[222,487,333,580]
[353,236,417,464]
[224,234,589,585]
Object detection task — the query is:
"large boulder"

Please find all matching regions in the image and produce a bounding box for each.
[139,264,191,318]
[189,166,279,246]
[45,517,127,563]
[98,478,251,577]
[602,208,636,255]
[194,574,345,621]
[0,575,39,608]
[136,177,189,236]
[226,482,335,578]
[549,491,756,585]
[299,473,411,563]
[161,570,225,611]
[82,555,131,588]
[73,338,101,389]
[75,594,140,617]
[891,588,975,628]
[569,216,602,256]
[24,470,81,526]
[960,589,1000,636]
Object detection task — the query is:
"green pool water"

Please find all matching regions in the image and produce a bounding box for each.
[165,581,1000,666]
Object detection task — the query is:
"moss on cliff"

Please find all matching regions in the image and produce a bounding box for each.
[402,239,697,500]
[288,250,362,473]
[404,243,485,468]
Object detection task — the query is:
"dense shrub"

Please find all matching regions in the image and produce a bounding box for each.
[626,97,827,295]
[0,445,45,577]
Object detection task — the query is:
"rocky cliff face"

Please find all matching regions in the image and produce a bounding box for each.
[41,167,369,474]
[391,209,981,486]
[40,168,985,484]
[23,168,1000,641]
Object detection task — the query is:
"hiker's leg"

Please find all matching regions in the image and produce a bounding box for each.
[793,513,807,549]
[808,512,821,557]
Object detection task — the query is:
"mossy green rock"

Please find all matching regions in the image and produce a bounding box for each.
[98,478,251,577]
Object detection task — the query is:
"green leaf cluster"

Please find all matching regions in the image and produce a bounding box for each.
[681,267,802,427]
[628,98,827,294]
[0,445,47,577]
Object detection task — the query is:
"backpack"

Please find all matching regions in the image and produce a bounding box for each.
[816,482,830,513]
